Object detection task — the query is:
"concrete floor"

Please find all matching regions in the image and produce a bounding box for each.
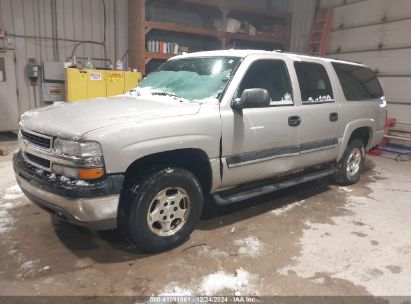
[0,147,410,298]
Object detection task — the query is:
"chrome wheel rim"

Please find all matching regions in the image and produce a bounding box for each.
[147,187,191,237]
[347,148,362,177]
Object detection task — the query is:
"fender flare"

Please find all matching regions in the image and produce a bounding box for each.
[337,118,375,161]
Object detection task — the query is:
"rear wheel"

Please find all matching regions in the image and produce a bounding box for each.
[119,167,203,253]
[333,138,365,185]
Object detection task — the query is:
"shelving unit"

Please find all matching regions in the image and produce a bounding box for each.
[128,0,291,75]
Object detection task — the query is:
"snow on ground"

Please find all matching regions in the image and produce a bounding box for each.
[271,199,306,216]
[0,185,22,234]
[198,236,263,259]
[2,185,24,200]
[233,236,262,258]
[337,186,354,193]
[0,184,28,234]
[17,260,39,278]
[198,246,229,259]
[0,184,29,211]
[277,177,411,296]
[0,210,15,234]
[159,268,259,296]
[159,285,193,296]
[199,268,257,295]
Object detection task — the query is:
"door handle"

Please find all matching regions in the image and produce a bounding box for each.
[288,115,301,127]
[329,112,339,122]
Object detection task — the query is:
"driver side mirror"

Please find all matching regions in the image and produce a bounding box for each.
[232,88,271,110]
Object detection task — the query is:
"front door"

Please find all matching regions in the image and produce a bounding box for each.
[220,58,301,188]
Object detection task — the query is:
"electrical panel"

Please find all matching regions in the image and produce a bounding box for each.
[42,61,65,102]
[43,61,65,82]
[26,63,40,80]
[42,83,65,102]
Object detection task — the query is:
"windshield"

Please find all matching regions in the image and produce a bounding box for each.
[138,56,241,102]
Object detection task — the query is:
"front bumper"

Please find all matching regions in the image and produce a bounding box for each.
[13,151,124,230]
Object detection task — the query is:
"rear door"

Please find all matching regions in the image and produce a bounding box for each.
[292,61,341,166]
[220,57,301,188]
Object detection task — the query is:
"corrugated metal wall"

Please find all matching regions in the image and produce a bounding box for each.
[269,0,317,53]
[288,0,317,53]
[0,0,128,115]
[321,0,411,130]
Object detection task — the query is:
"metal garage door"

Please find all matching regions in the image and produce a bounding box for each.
[321,0,411,131]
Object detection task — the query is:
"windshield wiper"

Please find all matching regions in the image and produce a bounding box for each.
[150,91,176,97]
[150,91,189,103]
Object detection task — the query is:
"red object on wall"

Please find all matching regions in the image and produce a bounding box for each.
[307,8,333,56]
[367,117,396,155]
[0,27,5,38]
[379,118,397,147]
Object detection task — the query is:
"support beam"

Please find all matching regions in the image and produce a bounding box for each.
[128,0,146,74]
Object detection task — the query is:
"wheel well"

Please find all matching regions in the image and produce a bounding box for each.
[349,127,371,147]
[123,149,213,194]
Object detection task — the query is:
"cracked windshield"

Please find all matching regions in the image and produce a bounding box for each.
[137,57,241,102]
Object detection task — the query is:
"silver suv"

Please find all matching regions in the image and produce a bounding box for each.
[14,50,386,252]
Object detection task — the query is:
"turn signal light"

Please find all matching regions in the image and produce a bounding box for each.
[78,168,105,180]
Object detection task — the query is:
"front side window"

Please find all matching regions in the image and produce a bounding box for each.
[238,59,293,106]
[138,56,241,102]
[294,62,334,104]
[332,63,384,101]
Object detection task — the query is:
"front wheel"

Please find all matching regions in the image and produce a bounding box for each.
[333,138,365,185]
[120,167,203,253]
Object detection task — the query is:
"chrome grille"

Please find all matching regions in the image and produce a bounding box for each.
[21,130,51,149]
[25,152,51,169]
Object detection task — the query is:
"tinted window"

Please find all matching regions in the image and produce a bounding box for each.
[294,62,334,104]
[332,63,383,101]
[239,60,293,106]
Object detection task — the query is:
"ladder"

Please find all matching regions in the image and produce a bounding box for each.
[307,8,333,56]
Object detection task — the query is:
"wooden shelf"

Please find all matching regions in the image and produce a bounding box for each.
[180,0,290,19]
[145,21,221,38]
[145,21,287,45]
[226,4,290,19]
[145,52,176,64]
[179,0,219,8]
[225,32,288,45]
[128,0,291,75]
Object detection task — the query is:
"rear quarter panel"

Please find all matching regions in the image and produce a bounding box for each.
[326,61,387,160]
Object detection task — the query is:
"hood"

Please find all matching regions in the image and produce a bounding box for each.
[20,95,201,140]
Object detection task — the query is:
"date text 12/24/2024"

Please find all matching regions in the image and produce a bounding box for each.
[147,296,258,303]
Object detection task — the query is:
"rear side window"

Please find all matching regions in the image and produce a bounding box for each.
[239,60,293,106]
[294,62,334,104]
[332,63,384,101]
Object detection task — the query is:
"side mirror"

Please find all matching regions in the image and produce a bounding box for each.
[232,88,271,110]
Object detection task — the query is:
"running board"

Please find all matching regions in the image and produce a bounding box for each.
[212,165,335,206]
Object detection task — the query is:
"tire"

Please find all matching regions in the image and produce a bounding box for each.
[333,138,365,185]
[119,167,203,253]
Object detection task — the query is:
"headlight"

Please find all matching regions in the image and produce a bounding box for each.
[54,139,103,157]
[52,139,105,180]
